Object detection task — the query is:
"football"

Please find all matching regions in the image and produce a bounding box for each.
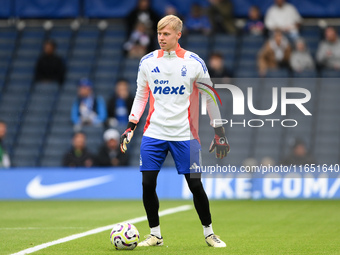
[110,223,140,250]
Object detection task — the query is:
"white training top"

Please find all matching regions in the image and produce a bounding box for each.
[129,44,221,141]
[265,3,302,31]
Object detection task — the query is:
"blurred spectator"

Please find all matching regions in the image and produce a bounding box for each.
[95,129,129,167]
[290,38,315,72]
[281,138,316,165]
[124,21,151,58]
[265,0,302,41]
[165,5,178,16]
[0,121,10,168]
[244,6,265,36]
[316,27,340,70]
[107,79,134,131]
[242,157,258,168]
[127,0,159,37]
[208,53,232,79]
[34,39,65,86]
[71,78,107,132]
[261,157,275,167]
[257,30,291,76]
[184,4,211,35]
[208,0,236,34]
[164,5,183,22]
[62,132,94,167]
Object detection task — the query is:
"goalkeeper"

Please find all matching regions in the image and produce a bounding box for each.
[120,15,230,248]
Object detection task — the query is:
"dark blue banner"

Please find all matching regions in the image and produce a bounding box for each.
[230,0,340,17]
[0,0,12,18]
[15,0,80,18]
[0,0,339,19]
[83,0,138,18]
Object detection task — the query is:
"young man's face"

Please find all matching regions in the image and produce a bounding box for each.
[0,123,6,139]
[78,86,92,98]
[73,133,86,150]
[158,25,181,52]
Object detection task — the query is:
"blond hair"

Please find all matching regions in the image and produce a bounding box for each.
[157,15,183,32]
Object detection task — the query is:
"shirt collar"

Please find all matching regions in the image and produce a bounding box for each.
[160,44,185,58]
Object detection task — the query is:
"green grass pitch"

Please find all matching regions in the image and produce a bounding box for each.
[0,200,339,255]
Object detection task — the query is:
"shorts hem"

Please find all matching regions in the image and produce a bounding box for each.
[140,169,161,172]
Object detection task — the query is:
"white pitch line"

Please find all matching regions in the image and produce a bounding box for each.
[10,205,192,255]
[1,227,88,230]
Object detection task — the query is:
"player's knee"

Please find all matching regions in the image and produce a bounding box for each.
[142,178,157,192]
[186,178,204,194]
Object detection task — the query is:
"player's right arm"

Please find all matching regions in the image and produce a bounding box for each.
[120,58,150,153]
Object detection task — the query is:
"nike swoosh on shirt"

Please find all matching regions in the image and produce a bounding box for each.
[26,175,114,199]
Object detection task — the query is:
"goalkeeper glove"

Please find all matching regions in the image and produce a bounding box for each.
[120,122,137,153]
[209,126,230,159]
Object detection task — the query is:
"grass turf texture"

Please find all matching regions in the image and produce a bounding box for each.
[0,200,339,255]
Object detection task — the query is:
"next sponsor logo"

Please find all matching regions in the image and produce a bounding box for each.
[153,85,186,95]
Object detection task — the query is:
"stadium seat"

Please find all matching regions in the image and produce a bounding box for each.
[321,69,340,77]
[300,26,321,55]
[266,69,290,78]
[1,18,337,168]
[49,26,73,57]
[12,156,38,167]
[40,156,63,167]
[293,70,317,77]
[313,78,340,163]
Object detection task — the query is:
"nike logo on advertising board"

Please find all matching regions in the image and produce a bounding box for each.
[26,175,114,199]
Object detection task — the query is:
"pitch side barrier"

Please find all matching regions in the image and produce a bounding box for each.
[0,167,339,200]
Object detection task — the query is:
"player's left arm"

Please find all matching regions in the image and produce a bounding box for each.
[196,63,230,159]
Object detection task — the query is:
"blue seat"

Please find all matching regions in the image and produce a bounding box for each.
[0,93,27,108]
[238,58,257,67]
[186,35,209,48]
[77,27,99,37]
[293,70,317,77]
[242,35,264,48]
[300,26,321,39]
[68,64,92,74]
[124,59,140,68]
[70,49,95,60]
[100,46,122,56]
[65,73,89,84]
[55,95,74,110]
[305,38,319,55]
[102,36,125,48]
[96,57,121,66]
[0,28,17,39]
[40,156,63,167]
[213,35,236,47]
[314,132,339,164]
[15,134,44,153]
[105,27,126,38]
[0,42,15,51]
[46,135,72,147]
[12,156,38,167]
[235,69,258,77]
[321,69,340,77]
[266,69,289,77]
[21,27,45,38]
[49,124,73,136]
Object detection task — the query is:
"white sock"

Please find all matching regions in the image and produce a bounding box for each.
[203,224,214,238]
[150,225,161,238]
